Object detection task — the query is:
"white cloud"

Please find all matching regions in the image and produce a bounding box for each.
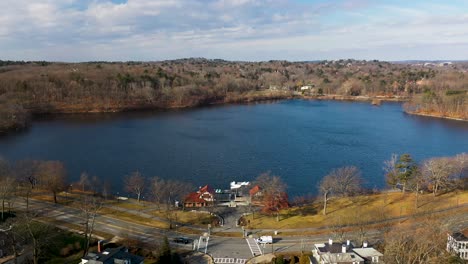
[0,0,467,61]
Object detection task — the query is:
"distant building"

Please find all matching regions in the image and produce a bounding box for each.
[447,231,468,260]
[249,185,262,198]
[80,246,144,264]
[184,185,215,208]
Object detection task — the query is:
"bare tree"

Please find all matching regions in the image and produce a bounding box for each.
[37,161,67,203]
[150,177,192,209]
[14,211,52,264]
[0,175,15,221]
[383,153,399,189]
[319,174,335,215]
[77,195,103,256]
[383,218,451,264]
[149,177,192,228]
[422,157,456,196]
[101,179,113,200]
[407,168,425,209]
[333,166,363,196]
[318,166,362,215]
[79,172,90,192]
[0,158,16,221]
[14,159,40,189]
[124,171,146,202]
[453,153,468,181]
[14,159,40,212]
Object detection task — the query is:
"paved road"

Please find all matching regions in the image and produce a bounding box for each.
[13,198,199,246]
[12,197,468,262]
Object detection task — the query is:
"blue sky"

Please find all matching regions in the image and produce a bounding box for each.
[0,0,467,61]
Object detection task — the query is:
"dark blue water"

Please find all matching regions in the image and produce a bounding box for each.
[0,100,467,196]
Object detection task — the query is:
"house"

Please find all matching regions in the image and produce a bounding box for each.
[447,231,468,260]
[249,185,262,200]
[312,239,383,264]
[184,185,215,208]
[80,246,144,264]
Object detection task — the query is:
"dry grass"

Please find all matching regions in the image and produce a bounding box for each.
[148,210,214,227]
[98,207,169,229]
[110,201,149,211]
[247,191,468,229]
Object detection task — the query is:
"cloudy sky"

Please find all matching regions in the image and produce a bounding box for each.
[1,0,468,61]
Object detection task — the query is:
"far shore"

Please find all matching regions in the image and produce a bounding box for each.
[405,110,468,122]
[302,94,409,102]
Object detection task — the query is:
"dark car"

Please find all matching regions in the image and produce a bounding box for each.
[173,237,191,244]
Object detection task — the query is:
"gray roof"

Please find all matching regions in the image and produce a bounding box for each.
[451,232,468,242]
[353,247,384,258]
[316,243,352,254]
[321,252,364,263]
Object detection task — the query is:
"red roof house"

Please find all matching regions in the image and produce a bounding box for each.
[249,185,262,197]
[184,185,215,208]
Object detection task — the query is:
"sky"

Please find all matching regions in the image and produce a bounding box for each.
[1,0,468,62]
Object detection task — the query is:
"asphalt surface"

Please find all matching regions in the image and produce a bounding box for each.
[12,197,468,262]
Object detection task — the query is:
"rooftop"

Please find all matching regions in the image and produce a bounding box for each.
[315,242,353,254]
[451,232,468,242]
[321,252,364,263]
[353,247,384,257]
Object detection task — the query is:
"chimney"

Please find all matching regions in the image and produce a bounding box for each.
[346,240,350,246]
[363,241,368,248]
[342,244,346,253]
[329,238,333,245]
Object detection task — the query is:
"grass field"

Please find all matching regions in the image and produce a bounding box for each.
[247,190,468,230]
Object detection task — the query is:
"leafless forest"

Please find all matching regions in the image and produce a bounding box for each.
[1,59,467,133]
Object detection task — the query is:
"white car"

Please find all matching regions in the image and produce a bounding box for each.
[256,236,273,244]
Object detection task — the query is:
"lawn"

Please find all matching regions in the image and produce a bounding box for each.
[247,190,468,230]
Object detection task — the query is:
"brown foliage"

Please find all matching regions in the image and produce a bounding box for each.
[2,59,467,133]
[383,219,451,264]
[37,160,67,203]
[254,172,289,214]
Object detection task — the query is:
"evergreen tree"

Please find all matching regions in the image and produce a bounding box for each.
[157,236,172,264]
[396,154,418,193]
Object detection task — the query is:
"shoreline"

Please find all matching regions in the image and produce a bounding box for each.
[302,94,408,102]
[1,94,465,135]
[405,110,468,122]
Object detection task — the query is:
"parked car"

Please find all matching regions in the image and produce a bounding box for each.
[173,237,191,244]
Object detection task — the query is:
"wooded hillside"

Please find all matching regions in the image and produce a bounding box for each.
[1,59,467,132]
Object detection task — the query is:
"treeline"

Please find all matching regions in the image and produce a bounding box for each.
[1,58,467,133]
[0,158,192,263]
[383,153,467,198]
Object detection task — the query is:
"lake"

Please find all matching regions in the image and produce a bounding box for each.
[0,100,467,197]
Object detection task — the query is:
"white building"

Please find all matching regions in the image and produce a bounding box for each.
[447,232,468,260]
[312,239,383,264]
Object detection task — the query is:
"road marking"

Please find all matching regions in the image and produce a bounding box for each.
[214,258,246,264]
[245,238,262,257]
